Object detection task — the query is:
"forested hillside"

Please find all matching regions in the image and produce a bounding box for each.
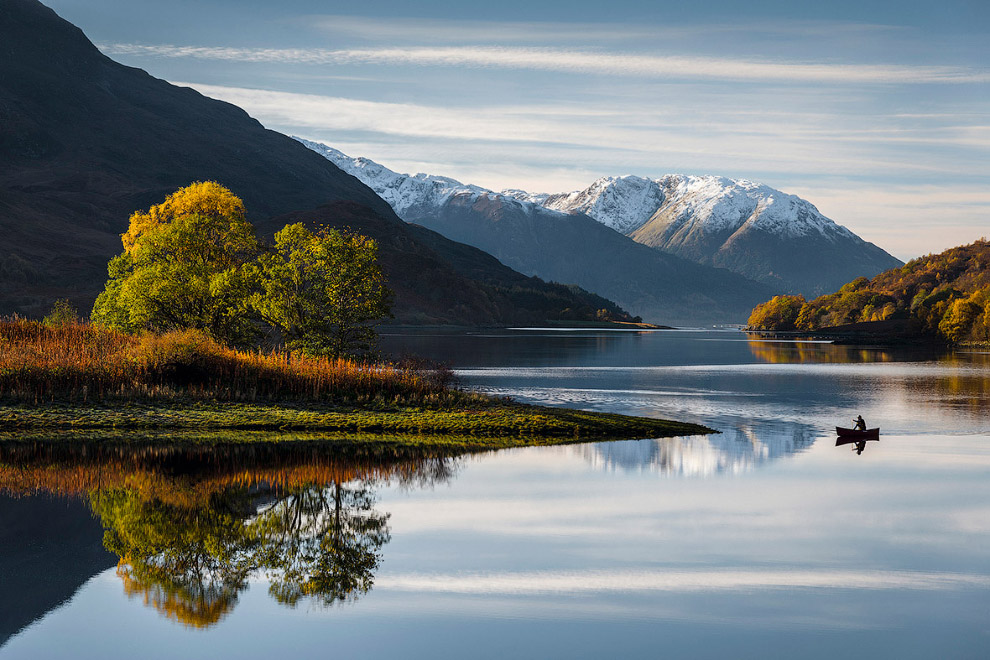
[747,240,990,343]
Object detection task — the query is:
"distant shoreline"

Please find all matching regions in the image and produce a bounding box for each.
[744,319,947,347]
[382,320,673,331]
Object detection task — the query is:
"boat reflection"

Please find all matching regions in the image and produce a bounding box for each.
[835,437,879,455]
[0,440,463,628]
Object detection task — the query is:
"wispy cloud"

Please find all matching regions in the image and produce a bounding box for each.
[379,568,990,595]
[788,184,990,259]
[178,82,989,175]
[175,82,590,144]
[171,82,990,258]
[298,15,905,45]
[102,44,990,84]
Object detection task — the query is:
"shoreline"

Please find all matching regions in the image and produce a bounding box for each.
[0,399,714,449]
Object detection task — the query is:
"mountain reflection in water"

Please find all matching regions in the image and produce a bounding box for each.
[573,423,816,476]
[0,441,462,629]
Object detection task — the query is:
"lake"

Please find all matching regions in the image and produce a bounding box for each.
[1,329,988,659]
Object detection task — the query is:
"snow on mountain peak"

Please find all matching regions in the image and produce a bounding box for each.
[300,137,854,243]
[297,138,491,218]
[517,172,856,241]
[505,175,665,235]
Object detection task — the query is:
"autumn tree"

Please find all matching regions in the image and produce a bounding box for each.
[92,182,261,346]
[747,295,806,331]
[250,223,393,359]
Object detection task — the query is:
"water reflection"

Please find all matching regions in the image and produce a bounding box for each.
[0,441,462,629]
[573,424,817,476]
[749,340,990,423]
[747,339,900,364]
[835,437,879,456]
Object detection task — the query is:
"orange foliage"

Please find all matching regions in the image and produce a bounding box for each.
[747,295,806,331]
[748,239,990,342]
[0,318,450,403]
[121,181,247,253]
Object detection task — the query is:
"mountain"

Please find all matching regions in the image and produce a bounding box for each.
[303,141,775,324]
[748,239,990,343]
[0,0,626,326]
[512,175,903,297]
[0,494,116,646]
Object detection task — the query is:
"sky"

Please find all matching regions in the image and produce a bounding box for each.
[45,0,990,260]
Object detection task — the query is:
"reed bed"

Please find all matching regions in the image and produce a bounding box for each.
[0,440,461,507]
[0,319,456,405]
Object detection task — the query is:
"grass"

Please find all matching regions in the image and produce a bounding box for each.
[0,319,714,443]
[0,319,456,404]
[0,399,711,443]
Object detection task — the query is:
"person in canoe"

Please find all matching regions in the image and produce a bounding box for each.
[853,415,866,431]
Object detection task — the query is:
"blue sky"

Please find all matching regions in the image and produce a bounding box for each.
[46,0,990,259]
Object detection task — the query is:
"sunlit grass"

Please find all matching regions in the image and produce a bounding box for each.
[0,319,455,405]
[0,319,714,440]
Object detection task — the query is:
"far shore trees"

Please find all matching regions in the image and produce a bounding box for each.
[747,239,990,343]
[92,182,393,358]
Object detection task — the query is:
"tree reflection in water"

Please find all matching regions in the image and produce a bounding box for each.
[253,482,390,608]
[95,487,255,628]
[0,440,462,628]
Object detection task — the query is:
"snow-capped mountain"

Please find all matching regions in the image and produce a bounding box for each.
[302,139,902,315]
[303,140,494,219]
[510,174,856,240]
[301,138,774,324]
[512,175,666,235]
[510,174,901,296]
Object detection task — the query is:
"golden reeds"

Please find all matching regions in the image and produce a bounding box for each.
[0,319,452,404]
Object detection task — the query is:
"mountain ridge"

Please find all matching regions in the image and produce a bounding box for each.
[303,140,775,324]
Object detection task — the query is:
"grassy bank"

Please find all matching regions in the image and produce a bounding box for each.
[0,400,710,440]
[0,320,712,443]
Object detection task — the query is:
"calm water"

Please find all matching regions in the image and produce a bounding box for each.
[1,329,989,659]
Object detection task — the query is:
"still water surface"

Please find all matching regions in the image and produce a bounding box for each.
[1,329,988,658]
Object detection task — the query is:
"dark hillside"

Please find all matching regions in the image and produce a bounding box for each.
[0,0,626,324]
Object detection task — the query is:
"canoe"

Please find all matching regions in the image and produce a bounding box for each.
[835,426,879,439]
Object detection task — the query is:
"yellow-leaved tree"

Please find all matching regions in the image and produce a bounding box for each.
[92,182,394,356]
[92,182,261,346]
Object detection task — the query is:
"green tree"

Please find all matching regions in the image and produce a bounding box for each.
[42,299,79,327]
[251,223,393,359]
[91,182,261,346]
